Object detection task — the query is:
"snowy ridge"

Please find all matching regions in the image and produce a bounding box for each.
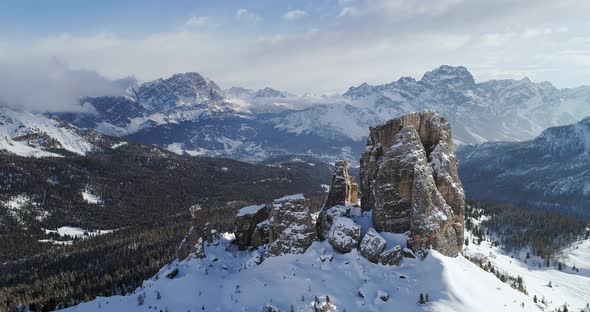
[65,228,534,312]
[0,106,95,157]
[50,66,590,163]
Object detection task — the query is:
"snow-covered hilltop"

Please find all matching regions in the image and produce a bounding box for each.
[62,112,586,312]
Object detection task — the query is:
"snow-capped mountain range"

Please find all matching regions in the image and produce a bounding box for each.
[457,117,590,217]
[2,65,590,163]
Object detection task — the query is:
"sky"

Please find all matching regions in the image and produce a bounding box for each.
[0,0,590,111]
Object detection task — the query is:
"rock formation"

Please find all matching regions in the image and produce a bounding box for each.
[379,246,403,266]
[348,176,359,204]
[234,204,270,250]
[360,111,465,258]
[359,228,387,262]
[317,161,359,240]
[328,216,361,253]
[177,205,212,260]
[267,199,316,256]
[323,160,352,208]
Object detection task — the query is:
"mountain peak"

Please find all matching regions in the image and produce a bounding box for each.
[421,65,475,87]
[254,87,289,98]
[132,72,226,110]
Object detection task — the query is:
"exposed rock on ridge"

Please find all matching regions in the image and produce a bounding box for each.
[177,205,212,260]
[318,161,359,240]
[360,111,465,257]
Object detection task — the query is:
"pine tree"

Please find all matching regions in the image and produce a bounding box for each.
[419,293,425,304]
[425,293,429,302]
[558,262,563,271]
[533,295,537,303]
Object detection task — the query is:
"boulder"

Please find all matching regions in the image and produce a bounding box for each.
[234,204,269,250]
[328,217,361,253]
[359,228,386,262]
[359,111,465,258]
[267,199,316,256]
[317,205,350,241]
[379,246,403,266]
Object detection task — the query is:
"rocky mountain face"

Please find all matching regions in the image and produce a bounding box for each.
[40,65,590,165]
[457,117,590,218]
[359,112,465,257]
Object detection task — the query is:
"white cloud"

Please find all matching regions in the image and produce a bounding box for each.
[0,59,134,112]
[283,10,307,21]
[185,16,208,27]
[236,8,260,23]
[1,0,589,105]
[339,7,355,17]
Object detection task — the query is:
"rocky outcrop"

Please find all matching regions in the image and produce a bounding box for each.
[323,160,352,208]
[177,205,211,260]
[328,217,361,253]
[250,220,270,248]
[360,111,465,258]
[348,176,359,204]
[359,228,386,262]
[234,204,270,250]
[266,199,316,256]
[318,161,358,240]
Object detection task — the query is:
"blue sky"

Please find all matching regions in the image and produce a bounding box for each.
[0,0,328,38]
[0,0,589,99]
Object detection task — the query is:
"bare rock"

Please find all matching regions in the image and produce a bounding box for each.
[379,246,403,266]
[318,160,358,240]
[359,228,386,262]
[359,111,465,258]
[234,204,269,250]
[177,204,209,260]
[324,160,352,208]
[328,216,361,253]
[348,176,359,204]
[249,220,270,248]
[267,199,316,256]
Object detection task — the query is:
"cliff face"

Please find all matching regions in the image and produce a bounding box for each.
[360,111,465,257]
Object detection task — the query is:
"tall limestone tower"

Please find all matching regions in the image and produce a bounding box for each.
[359,111,465,258]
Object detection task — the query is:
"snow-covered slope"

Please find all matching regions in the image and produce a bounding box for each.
[464,214,590,311]
[61,198,567,312]
[65,223,534,312]
[0,106,96,157]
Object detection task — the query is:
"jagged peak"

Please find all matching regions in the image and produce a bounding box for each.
[254,87,290,98]
[420,65,475,87]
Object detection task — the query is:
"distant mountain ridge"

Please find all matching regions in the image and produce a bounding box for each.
[2,65,590,163]
[457,117,590,218]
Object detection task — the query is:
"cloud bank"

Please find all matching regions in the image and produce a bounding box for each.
[0,59,135,112]
[0,0,589,112]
